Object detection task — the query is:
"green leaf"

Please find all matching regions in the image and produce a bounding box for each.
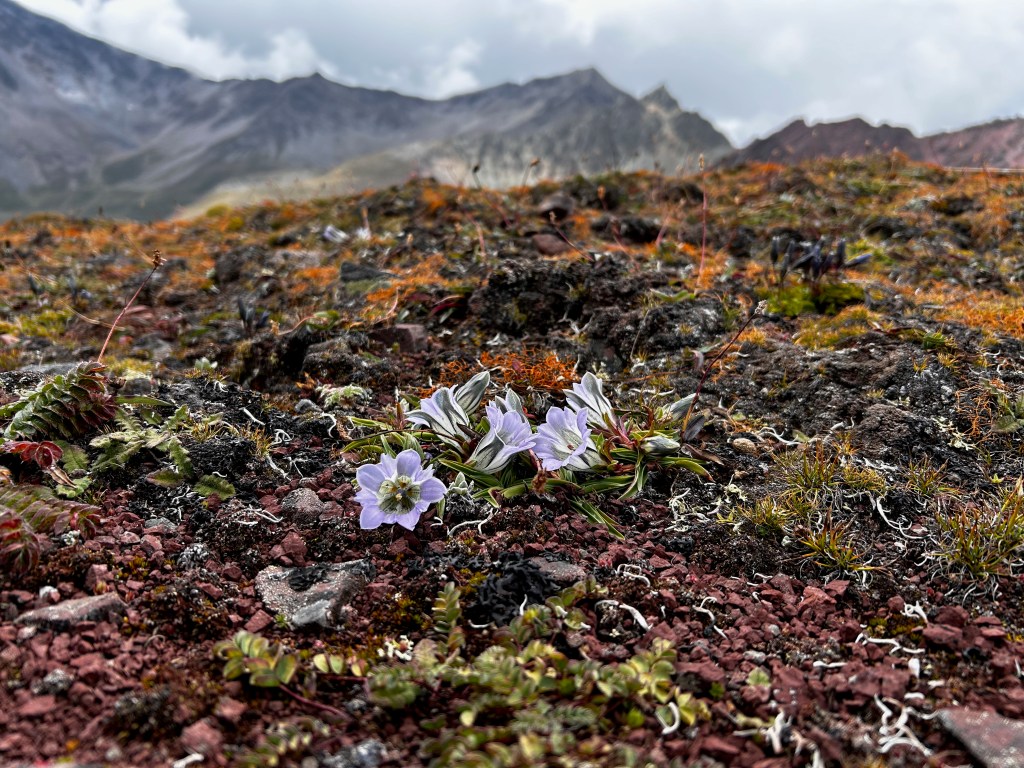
[194,475,236,499]
[569,499,624,539]
[55,442,89,472]
[274,655,298,685]
[165,405,191,430]
[249,668,282,687]
[619,462,648,500]
[166,437,194,477]
[223,657,247,680]
[437,458,502,488]
[746,667,771,687]
[658,456,711,476]
[147,468,185,488]
[579,475,632,494]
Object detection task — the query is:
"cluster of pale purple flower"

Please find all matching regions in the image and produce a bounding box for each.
[356,371,621,531]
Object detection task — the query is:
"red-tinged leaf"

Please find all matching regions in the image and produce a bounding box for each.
[0,440,63,469]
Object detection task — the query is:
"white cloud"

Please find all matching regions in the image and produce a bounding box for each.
[423,40,482,97]
[18,0,335,80]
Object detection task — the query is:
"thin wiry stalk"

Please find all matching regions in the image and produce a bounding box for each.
[97,250,165,363]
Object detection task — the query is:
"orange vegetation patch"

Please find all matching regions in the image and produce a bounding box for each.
[433,349,578,395]
[901,285,1024,339]
[362,253,454,323]
[293,266,337,293]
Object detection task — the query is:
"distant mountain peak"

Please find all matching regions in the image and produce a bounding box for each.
[642,85,681,112]
[0,5,732,219]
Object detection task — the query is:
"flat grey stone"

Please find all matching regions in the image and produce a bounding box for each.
[16,593,126,631]
[255,560,374,629]
[939,708,1024,768]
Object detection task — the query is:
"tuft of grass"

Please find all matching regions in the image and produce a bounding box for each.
[795,305,885,349]
[841,464,887,493]
[905,455,949,498]
[723,493,811,538]
[775,441,844,496]
[798,514,878,573]
[931,479,1024,580]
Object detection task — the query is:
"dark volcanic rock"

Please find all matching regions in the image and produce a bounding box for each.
[591,215,661,244]
[469,254,654,336]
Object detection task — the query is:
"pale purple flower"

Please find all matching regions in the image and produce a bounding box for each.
[534,406,601,472]
[467,403,537,474]
[356,449,446,530]
[564,372,617,430]
[406,386,472,444]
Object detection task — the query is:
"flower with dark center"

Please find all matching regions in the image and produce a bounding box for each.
[356,449,446,530]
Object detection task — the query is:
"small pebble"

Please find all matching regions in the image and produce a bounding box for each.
[731,437,759,456]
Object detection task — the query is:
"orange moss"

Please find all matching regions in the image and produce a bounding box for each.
[362,253,453,323]
[420,187,450,216]
[293,266,337,293]
[898,285,1024,338]
[433,349,578,395]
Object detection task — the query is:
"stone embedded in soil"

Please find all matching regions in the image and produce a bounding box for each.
[244,609,274,633]
[368,323,428,353]
[281,487,327,524]
[214,696,247,725]
[527,557,588,585]
[278,530,308,562]
[31,667,74,695]
[922,623,963,651]
[255,559,375,628]
[15,593,126,631]
[939,708,1024,768]
[532,233,572,255]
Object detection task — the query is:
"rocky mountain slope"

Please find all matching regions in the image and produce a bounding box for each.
[725,115,1024,169]
[725,118,931,165]
[0,156,1023,766]
[0,0,731,220]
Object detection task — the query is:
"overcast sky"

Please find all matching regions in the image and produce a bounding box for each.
[16,0,1024,146]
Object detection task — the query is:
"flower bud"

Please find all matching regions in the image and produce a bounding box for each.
[453,371,491,413]
[665,393,696,421]
[641,435,681,456]
[564,372,616,430]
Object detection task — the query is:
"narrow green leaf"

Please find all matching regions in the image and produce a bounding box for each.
[116,395,174,407]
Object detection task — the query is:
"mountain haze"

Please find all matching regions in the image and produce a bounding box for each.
[0,0,732,220]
